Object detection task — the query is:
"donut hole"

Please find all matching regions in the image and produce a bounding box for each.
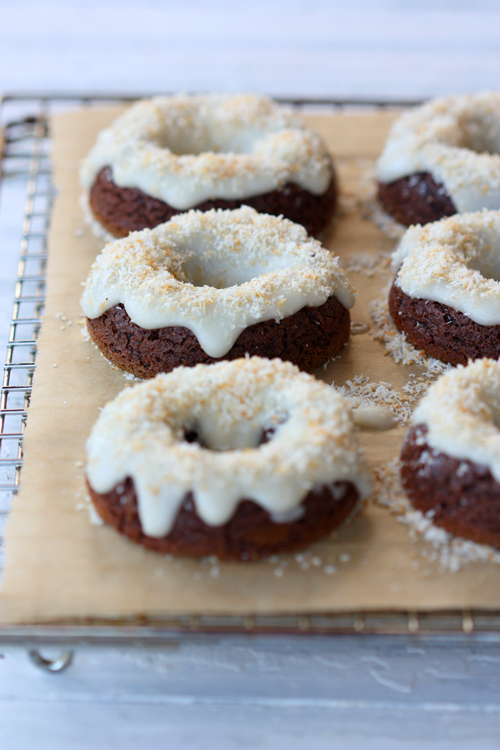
[460,114,500,155]
[178,254,261,288]
[480,392,500,431]
[462,240,500,282]
[175,239,293,289]
[259,425,279,445]
[152,122,259,157]
[182,415,288,451]
[183,428,201,444]
[155,131,250,156]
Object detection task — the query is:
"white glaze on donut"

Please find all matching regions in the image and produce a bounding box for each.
[81,206,355,358]
[377,93,500,212]
[392,210,500,326]
[85,357,373,537]
[412,359,500,483]
[80,94,333,209]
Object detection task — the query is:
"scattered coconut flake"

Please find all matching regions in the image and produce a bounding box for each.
[323,564,337,575]
[342,250,392,279]
[352,404,397,431]
[88,504,104,526]
[338,193,358,215]
[335,375,417,426]
[374,459,500,571]
[123,370,143,381]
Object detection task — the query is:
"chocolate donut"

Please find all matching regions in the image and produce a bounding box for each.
[88,478,360,561]
[85,358,373,560]
[377,93,500,226]
[81,207,355,378]
[389,283,500,367]
[389,211,500,365]
[80,93,337,239]
[89,166,337,240]
[399,360,500,549]
[86,295,350,379]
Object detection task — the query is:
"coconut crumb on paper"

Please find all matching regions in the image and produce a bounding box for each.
[374,459,500,572]
[122,370,143,382]
[79,314,90,343]
[334,373,441,426]
[342,250,392,279]
[335,375,411,426]
[76,492,104,527]
[337,193,358,216]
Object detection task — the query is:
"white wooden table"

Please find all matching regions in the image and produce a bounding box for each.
[0,3,499,748]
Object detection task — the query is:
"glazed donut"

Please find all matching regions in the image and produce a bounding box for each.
[85,357,373,560]
[377,93,500,226]
[81,206,354,378]
[389,210,500,366]
[400,359,500,549]
[80,93,337,239]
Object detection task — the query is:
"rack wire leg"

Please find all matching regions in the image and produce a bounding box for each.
[28,648,74,672]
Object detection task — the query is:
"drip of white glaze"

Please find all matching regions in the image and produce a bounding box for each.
[85,358,374,537]
[81,206,355,358]
[377,93,500,212]
[412,359,500,484]
[80,94,333,209]
[392,210,500,326]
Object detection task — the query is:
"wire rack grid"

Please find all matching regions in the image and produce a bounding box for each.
[0,99,50,564]
[1,93,499,644]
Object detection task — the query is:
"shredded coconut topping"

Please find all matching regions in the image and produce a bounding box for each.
[85,357,374,538]
[81,206,354,358]
[392,210,500,326]
[411,359,500,483]
[377,93,500,212]
[80,93,333,209]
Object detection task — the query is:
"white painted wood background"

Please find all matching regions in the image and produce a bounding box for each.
[1,2,500,748]
[1,0,499,98]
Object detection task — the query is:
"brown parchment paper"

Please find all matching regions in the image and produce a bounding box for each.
[1,107,499,626]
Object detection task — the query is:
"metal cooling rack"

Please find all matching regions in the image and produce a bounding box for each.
[1,93,499,653]
[0,97,51,565]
